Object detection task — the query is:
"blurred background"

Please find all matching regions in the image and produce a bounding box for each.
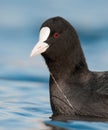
[0,0,108,130]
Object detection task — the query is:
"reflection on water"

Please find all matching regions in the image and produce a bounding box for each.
[45,120,108,130]
[44,115,108,130]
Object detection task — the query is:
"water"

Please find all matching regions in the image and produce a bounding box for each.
[0,0,108,129]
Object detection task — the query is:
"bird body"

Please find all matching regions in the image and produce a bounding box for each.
[31,17,108,118]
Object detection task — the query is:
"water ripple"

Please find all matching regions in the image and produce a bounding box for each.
[0,74,48,83]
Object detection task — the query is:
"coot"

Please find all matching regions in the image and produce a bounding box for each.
[30,17,108,118]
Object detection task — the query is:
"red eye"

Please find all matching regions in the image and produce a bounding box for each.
[53,33,60,39]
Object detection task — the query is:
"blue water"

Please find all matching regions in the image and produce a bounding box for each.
[0,0,108,130]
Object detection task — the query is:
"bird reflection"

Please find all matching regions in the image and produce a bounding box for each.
[44,115,108,130]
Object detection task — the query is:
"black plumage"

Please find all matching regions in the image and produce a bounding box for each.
[32,17,108,118]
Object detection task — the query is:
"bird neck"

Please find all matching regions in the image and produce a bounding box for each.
[43,49,88,80]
